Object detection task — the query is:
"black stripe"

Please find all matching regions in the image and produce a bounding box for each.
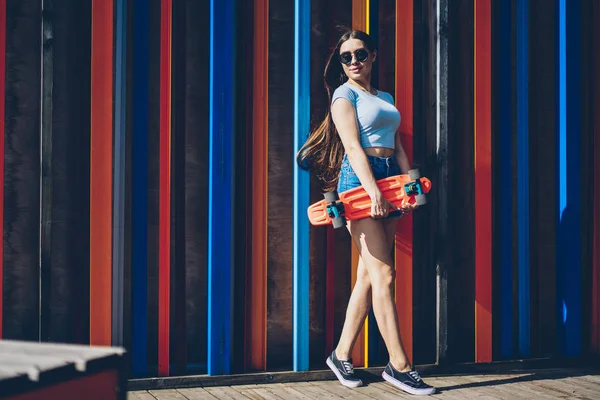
[3,0,42,341]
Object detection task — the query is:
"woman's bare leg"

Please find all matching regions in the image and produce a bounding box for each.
[335,255,371,360]
[338,217,410,370]
[351,218,410,371]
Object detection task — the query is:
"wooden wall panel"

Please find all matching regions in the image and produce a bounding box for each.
[447,0,476,363]
[248,0,268,372]
[2,0,41,341]
[474,0,492,362]
[394,0,414,364]
[308,0,328,367]
[592,0,600,355]
[293,0,311,372]
[170,0,185,374]
[147,0,161,375]
[267,0,295,370]
[207,0,236,375]
[235,0,253,372]
[556,0,582,357]
[412,0,441,366]
[131,0,150,377]
[89,0,114,347]
[170,0,210,375]
[158,0,172,376]
[42,0,91,344]
[0,0,4,338]
[579,0,594,357]
[308,0,352,368]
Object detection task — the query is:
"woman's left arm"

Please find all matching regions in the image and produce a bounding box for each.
[394,132,411,174]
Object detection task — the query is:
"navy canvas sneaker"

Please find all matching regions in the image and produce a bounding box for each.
[326,350,363,388]
[382,363,436,395]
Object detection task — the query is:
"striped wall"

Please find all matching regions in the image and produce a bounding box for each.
[0,0,598,379]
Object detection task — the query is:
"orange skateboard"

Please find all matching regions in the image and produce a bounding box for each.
[307,169,432,229]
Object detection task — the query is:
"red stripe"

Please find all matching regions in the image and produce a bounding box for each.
[89,0,113,346]
[158,0,172,376]
[0,0,5,339]
[395,0,413,363]
[474,0,493,362]
[325,226,335,357]
[247,0,268,371]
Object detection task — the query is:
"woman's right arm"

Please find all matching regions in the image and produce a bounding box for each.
[331,99,397,218]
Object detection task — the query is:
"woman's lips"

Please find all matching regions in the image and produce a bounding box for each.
[349,67,362,73]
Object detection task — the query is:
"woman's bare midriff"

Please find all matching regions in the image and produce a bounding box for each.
[364,147,395,158]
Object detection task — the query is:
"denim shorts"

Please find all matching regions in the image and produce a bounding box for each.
[337,153,401,193]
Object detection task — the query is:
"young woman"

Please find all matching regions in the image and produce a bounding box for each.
[297,30,436,396]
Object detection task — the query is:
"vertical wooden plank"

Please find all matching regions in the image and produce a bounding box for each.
[131,0,149,377]
[169,0,209,374]
[494,0,513,360]
[309,1,347,366]
[147,0,160,374]
[41,0,92,344]
[350,0,368,368]
[433,0,450,365]
[592,0,600,355]
[0,0,5,338]
[474,0,492,363]
[3,0,41,341]
[89,0,113,346]
[447,0,476,363]
[293,0,310,372]
[248,0,268,372]
[169,0,186,375]
[266,0,294,371]
[529,0,557,358]
[39,0,53,343]
[556,0,581,357]
[395,0,413,364]
[516,0,530,358]
[158,0,172,377]
[113,0,127,347]
[208,0,235,375]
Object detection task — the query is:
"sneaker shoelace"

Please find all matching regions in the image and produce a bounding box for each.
[341,360,354,374]
[408,370,421,382]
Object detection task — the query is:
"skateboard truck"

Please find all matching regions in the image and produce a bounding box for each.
[406,169,428,206]
[323,191,347,229]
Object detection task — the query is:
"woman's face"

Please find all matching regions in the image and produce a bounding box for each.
[339,38,376,82]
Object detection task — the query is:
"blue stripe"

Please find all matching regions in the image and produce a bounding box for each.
[498,0,513,360]
[293,0,311,372]
[516,0,530,357]
[132,0,149,377]
[556,0,581,356]
[112,0,127,348]
[208,0,236,375]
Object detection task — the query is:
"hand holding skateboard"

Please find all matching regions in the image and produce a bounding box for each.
[307,169,431,229]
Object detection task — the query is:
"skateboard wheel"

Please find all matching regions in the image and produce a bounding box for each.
[415,194,427,206]
[324,191,339,202]
[408,169,421,180]
[332,216,346,229]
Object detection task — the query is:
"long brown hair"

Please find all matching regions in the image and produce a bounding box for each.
[296,30,377,192]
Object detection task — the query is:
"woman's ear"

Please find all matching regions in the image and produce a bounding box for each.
[371,50,377,63]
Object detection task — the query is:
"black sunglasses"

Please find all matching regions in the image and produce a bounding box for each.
[339,49,369,65]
